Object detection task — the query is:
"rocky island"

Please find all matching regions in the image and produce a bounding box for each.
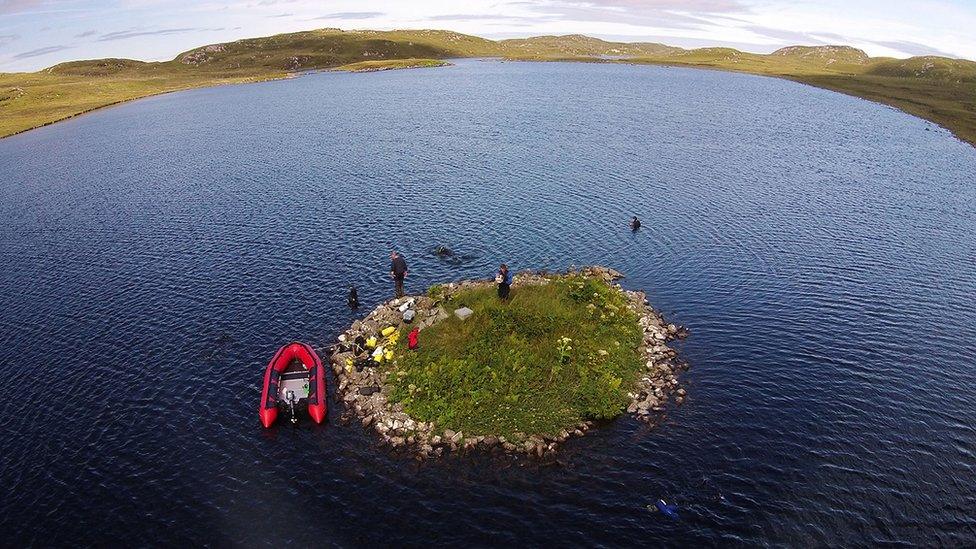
[328,266,688,459]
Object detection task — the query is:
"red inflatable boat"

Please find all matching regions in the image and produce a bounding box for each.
[259,342,326,428]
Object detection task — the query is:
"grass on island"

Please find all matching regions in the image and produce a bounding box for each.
[2,28,975,148]
[335,58,450,72]
[386,275,643,439]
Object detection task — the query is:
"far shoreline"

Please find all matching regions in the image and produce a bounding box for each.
[1,55,972,149]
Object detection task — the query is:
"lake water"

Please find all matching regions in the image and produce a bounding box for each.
[2,59,975,546]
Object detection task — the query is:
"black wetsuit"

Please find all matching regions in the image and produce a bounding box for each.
[497,269,513,299]
[391,255,408,297]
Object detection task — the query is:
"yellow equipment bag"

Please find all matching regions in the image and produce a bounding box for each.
[381,326,396,337]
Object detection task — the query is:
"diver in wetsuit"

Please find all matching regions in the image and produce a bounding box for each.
[631,216,642,231]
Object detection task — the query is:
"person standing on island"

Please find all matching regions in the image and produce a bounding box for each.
[390,251,408,298]
[496,263,513,300]
[631,216,642,231]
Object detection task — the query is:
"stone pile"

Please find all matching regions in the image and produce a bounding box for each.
[326,266,688,459]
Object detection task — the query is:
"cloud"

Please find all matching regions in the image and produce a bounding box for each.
[97,27,223,41]
[313,11,384,20]
[0,0,44,15]
[872,40,959,58]
[74,29,97,38]
[428,13,557,22]
[505,0,747,31]
[12,44,70,59]
[808,32,851,43]
[267,12,293,18]
[0,33,18,47]
[569,0,745,13]
[744,25,827,45]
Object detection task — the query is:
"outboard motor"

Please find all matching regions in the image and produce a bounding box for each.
[284,389,298,424]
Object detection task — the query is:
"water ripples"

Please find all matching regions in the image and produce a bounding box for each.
[1,59,976,546]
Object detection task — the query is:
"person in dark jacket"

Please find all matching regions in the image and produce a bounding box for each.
[390,251,408,298]
[496,263,513,300]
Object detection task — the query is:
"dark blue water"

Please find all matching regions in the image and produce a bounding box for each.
[2,59,975,546]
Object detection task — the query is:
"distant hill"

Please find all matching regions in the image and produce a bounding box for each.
[771,45,870,65]
[46,58,154,77]
[174,29,497,72]
[866,56,976,83]
[1,28,974,148]
[498,34,679,58]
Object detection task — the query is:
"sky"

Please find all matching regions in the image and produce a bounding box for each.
[1,0,974,72]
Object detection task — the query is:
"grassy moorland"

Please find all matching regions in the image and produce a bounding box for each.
[0,29,477,138]
[0,61,287,138]
[387,275,643,438]
[1,28,974,147]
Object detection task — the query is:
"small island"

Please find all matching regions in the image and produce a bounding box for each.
[329,266,688,458]
[334,58,451,73]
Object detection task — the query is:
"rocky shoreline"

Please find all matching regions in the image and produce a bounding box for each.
[327,266,688,459]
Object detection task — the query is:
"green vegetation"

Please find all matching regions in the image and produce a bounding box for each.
[2,28,975,148]
[386,275,643,438]
[498,33,680,58]
[0,29,471,138]
[335,58,449,72]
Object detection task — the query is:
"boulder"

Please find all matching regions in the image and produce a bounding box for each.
[454,307,474,321]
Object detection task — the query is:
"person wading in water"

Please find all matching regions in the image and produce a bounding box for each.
[390,251,408,298]
[496,263,513,300]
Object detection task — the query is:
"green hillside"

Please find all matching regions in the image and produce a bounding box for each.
[498,34,679,58]
[1,29,974,148]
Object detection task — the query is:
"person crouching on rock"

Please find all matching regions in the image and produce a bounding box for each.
[496,263,513,300]
[390,251,408,298]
